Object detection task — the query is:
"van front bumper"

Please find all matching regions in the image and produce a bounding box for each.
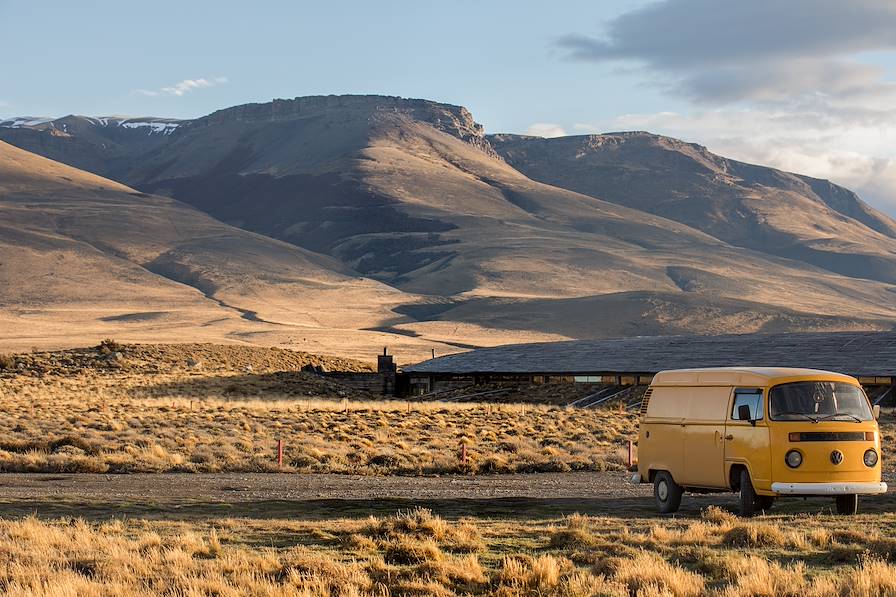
[771,482,887,496]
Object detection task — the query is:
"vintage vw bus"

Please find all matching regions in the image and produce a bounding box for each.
[635,367,885,516]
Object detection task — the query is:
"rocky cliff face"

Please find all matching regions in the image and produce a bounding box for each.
[0,96,502,177]
[186,95,498,158]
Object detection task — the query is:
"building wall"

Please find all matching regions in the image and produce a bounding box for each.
[409,375,475,395]
[324,372,397,395]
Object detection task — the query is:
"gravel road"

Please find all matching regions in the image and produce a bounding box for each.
[0,472,891,520]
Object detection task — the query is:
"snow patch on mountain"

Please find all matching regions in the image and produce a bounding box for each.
[118,120,180,134]
[0,117,54,128]
[1,115,183,135]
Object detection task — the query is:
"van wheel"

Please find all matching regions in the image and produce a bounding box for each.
[739,470,760,517]
[835,494,858,515]
[654,471,683,514]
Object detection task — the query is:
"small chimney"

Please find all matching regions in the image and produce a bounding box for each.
[377,348,395,373]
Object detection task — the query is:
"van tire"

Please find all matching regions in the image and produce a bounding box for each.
[739,470,760,517]
[654,471,683,514]
[835,494,858,515]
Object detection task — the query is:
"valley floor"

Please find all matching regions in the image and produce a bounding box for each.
[0,343,636,475]
[2,343,896,595]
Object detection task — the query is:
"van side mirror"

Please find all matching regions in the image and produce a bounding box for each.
[873,405,881,420]
[738,404,755,425]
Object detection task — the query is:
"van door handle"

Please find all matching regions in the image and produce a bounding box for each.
[724,434,734,440]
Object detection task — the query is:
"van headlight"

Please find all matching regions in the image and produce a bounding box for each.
[785,450,802,468]
[864,449,879,467]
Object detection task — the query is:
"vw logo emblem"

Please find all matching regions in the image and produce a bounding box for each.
[830,450,844,465]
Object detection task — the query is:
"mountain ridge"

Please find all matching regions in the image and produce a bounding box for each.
[2,95,895,354]
[488,131,896,284]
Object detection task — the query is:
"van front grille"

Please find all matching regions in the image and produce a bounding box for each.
[793,432,866,442]
[639,388,653,415]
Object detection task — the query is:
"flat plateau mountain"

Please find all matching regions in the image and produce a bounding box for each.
[2,95,895,359]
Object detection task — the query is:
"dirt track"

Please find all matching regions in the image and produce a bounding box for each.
[1,472,894,521]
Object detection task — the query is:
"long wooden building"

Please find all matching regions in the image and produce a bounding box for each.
[404,331,896,403]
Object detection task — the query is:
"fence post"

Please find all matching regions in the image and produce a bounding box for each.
[277,439,284,468]
[627,440,634,469]
[460,442,467,466]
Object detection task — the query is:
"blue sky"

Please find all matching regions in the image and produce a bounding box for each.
[2,0,896,214]
[0,0,659,131]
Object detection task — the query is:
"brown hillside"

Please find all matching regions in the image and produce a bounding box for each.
[489,132,896,284]
[3,97,896,346]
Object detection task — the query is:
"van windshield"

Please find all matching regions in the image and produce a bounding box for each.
[769,381,873,422]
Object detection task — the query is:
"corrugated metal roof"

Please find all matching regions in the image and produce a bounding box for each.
[404,332,896,377]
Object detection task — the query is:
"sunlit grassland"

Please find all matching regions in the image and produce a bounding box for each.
[5,507,896,596]
[0,371,637,474]
[1,365,894,475]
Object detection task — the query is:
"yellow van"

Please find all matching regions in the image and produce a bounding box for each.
[635,367,885,516]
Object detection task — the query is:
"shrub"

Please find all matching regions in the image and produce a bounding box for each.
[550,514,600,550]
[613,551,705,597]
[97,338,121,354]
[702,505,737,525]
[717,556,808,597]
[0,354,15,370]
[723,522,788,548]
[839,556,896,596]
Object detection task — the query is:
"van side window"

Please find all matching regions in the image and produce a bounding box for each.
[731,389,764,421]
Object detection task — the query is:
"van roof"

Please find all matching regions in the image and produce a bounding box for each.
[651,367,859,387]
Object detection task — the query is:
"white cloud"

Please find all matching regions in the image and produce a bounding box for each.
[556,0,896,216]
[136,76,228,97]
[607,108,896,215]
[526,123,567,138]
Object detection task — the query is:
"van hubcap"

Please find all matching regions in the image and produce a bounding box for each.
[658,480,668,501]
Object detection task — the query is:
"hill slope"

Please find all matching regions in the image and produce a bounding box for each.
[2,97,896,347]
[489,132,896,284]
[0,140,462,359]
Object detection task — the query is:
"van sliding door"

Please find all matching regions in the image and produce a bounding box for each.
[679,386,728,488]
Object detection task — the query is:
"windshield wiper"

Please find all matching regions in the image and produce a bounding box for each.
[775,411,819,422]
[816,413,863,423]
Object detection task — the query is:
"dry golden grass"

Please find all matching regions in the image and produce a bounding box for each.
[0,342,892,475]
[0,366,637,474]
[5,507,896,596]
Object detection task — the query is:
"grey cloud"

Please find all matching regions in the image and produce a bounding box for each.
[559,0,896,103]
[560,0,896,68]
[680,59,885,103]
